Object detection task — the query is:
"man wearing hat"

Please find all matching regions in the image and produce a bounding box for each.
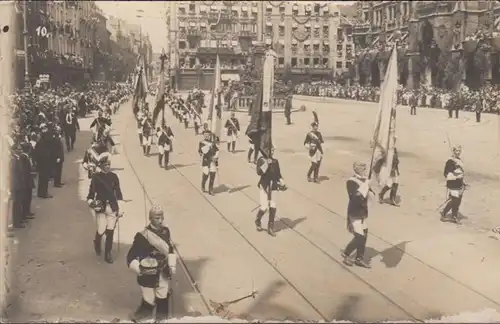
[33,123,54,199]
[224,111,240,153]
[441,145,466,223]
[51,126,65,188]
[127,205,177,322]
[255,146,286,237]
[141,111,154,156]
[157,124,175,169]
[303,121,324,183]
[342,162,371,268]
[198,132,219,195]
[87,157,123,263]
[62,106,80,152]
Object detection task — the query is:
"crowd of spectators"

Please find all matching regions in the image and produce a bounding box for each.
[293,81,500,114]
[5,82,132,230]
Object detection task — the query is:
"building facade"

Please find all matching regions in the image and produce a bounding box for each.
[353,1,500,89]
[167,1,356,90]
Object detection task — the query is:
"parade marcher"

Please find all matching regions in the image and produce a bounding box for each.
[224,112,240,153]
[409,91,418,116]
[90,110,111,133]
[475,95,483,123]
[157,124,174,169]
[62,106,80,151]
[198,132,219,195]
[440,145,466,223]
[33,124,53,199]
[193,111,202,135]
[136,109,145,145]
[284,95,292,125]
[141,112,154,156]
[342,162,371,268]
[52,126,65,188]
[255,147,286,237]
[82,137,110,179]
[247,133,258,164]
[303,121,324,183]
[87,157,123,264]
[127,205,177,322]
[377,138,400,206]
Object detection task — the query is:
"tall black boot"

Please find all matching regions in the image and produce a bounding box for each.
[138,134,143,145]
[378,186,390,203]
[165,152,170,169]
[146,146,151,156]
[268,207,277,237]
[227,142,231,151]
[130,299,155,322]
[142,145,146,155]
[247,148,254,163]
[389,183,400,206]
[104,229,114,264]
[208,172,216,195]
[255,209,265,231]
[307,163,315,181]
[155,296,170,321]
[201,173,208,192]
[93,232,103,256]
[158,154,163,167]
[231,141,236,153]
[313,161,321,182]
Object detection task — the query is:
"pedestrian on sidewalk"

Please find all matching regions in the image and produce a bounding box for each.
[127,205,177,322]
[342,162,371,268]
[52,126,65,188]
[34,124,53,199]
[19,142,35,220]
[87,158,124,264]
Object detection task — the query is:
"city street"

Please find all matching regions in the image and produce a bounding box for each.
[6,96,500,322]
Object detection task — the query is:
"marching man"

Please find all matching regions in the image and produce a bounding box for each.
[441,145,466,223]
[342,162,371,268]
[224,112,240,153]
[127,205,177,322]
[157,124,174,170]
[62,106,80,152]
[303,121,324,183]
[198,132,219,195]
[141,112,154,156]
[86,157,123,264]
[136,110,145,145]
[377,137,400,206]
[255,147,286,237]
[82,137,109,179]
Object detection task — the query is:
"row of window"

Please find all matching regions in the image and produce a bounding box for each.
[179,56,351,69]
[179,3,338,17]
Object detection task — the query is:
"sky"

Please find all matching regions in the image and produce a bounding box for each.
[97,1,356,54]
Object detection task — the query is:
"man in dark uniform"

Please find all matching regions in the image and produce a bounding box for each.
[377,138,400,206]
[141,112,154,156]
[303,122,324,183]
[62,106,80,151]
[52,126,65,188]
[342,162,371,268]
[224,112,240,153]
[255,147,286,237]
[90,110,111,133]
[409,91,418,116]
[284,95,292,125]
[440,145,465,223]
[33,124,53,199]
[82,138,109,179]
[198,132,219,195]
[475,94,483,123]
[87,157,123,263]
[157,124,174,169]
[127,205,177,322]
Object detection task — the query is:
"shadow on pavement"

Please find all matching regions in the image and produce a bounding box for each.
[5,129,209,321]
[274,217,307,233]
[241,280,305,321]
[329,294,362,322]
[228,185,251,194]
[171,163,197,170]
[364,241,410,268]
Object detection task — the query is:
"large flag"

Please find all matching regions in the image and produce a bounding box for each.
[245,50,276,158]
[208,54,222,138]
[369,47,398,186]
[132,67,146,115]
[152,52,166,127]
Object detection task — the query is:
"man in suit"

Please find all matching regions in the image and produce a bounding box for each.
[34,124,54,198]
[52,126,65,188]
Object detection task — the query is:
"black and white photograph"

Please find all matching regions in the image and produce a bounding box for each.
[1,0,500,322]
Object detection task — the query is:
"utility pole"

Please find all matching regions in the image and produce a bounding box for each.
[23,0,30,90]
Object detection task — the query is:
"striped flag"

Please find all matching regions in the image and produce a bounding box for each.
[132,67,146,116]
[369,47,398,186]
[245,49,276,158]
[152,52,166,127]
[208,54,222,139]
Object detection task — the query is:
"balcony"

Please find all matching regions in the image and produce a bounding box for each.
[238,30,256,38]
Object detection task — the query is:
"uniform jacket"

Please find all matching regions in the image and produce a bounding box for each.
[62,112,80,132]
[90,117,111,130]
[52,136,65,163]
[198,140,219,167]
[346,176,369,220]
[87,171,123,212]
[142,118,153,137]
[303,130,324,155]
[257,157,282,191]
[224,118,240,136]
[127,224,175,288]
[444,157,465,190]
[33,134,54,172]
[158,128,174,148]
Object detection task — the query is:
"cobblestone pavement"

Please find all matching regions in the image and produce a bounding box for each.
[5,97,500,322]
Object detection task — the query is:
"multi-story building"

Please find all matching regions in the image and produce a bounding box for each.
[353,1,500,89]
[167,1,356,90]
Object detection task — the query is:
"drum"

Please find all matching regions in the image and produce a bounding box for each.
[140,257,159,275]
